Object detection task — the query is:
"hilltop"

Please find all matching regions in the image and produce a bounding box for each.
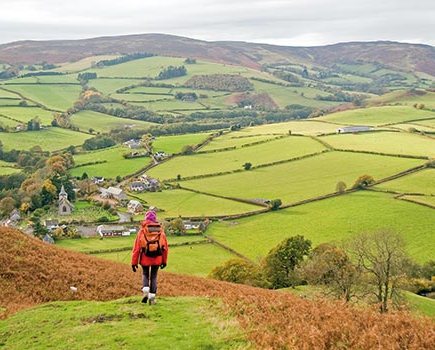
[1,227,434,349]
[0,33,434,75]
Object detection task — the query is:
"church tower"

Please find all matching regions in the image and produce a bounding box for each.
[58,185,74,216]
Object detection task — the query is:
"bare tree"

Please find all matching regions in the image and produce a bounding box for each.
[346,230,408,313]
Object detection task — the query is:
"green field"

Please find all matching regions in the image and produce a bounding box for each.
[401,195,435,207]
[403,292,435,318]
[369,90,435,109]
[88,78,145,95]
[7,74,80,84]
[5,84,82,111]
[71,110,155,133]
[130,189,260,218]
[0,297,249,349]
[240,120,346,135]
[181,152,423,204]
[148,136,326,180]
[0,106,54,125]
[152,132,211,154]
[56,55,120,73]
[56,234,206,253]
[413,119,435,129]
[97,242,237,277]
[71,146,151,179]
[131,99,207,112]
[0,160,20,175]
[0,128,92,152]
[376,169,435,195]
[207,191,435,263]
[322,131,435,157]
[320,106,435,126]
[200,134,279,152]
[388,123,435,133]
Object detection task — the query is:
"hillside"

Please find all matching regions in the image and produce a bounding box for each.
[1,227,434,349]
[0,34,434,76]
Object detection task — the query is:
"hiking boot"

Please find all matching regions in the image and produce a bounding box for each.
[141,286,150,304]
[148,293,156,305]
[149,298,156,305]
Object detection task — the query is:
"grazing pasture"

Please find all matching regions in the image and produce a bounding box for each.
[0,128,91,152]
[400,195,435,207]
[131,189,260,218]
[207,191,435,263]
[70,110,155,133]
[180,152,423,204]
[240,120,346,135]
[0,106,54,125]
[322,131,435,157]
[320,106,435,126]
[148,136,326,180]
[71,146,151,179]
[200,134,279,151]
[56,55,120,72]
[375,169,435,195]
[0,161,20,175]
[5,84,82,111]
[152,132,211,154]
[87,78,145,95]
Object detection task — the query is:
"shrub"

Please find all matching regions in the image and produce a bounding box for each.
[352,174,375,189]
[209,259,268,288]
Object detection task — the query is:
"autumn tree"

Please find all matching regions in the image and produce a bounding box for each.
[210,259,268,288]
[301,243,360,302]
[346,230,408,313]
[264,235,312,288]
[0,197,15,217]
[269,199,282,211]
[352,174,375,189]
[336,181,347,193]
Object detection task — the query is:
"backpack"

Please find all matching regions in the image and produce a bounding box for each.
[138,222,165,258]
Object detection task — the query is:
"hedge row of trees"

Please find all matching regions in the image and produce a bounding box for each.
[185,74,254,92]
[156,66,187,80]
[210,231,435,313]
[96,52,155,67]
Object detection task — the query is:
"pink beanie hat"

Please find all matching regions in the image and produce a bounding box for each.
[145,210,157,222]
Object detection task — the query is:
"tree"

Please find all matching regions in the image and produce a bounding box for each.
[269,199,282,211]
[264,235,312,289]
[243,162,252,170]
[336,181,347,193]
[346,230,409,313]
[0,197,15,217]
[168,217,185,235]
[181,145,195,155]
[209,259,268,288]
[352,174,375,189]
[301,243,360,302]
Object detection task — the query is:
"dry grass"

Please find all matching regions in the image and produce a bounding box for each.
[1,227,434,349]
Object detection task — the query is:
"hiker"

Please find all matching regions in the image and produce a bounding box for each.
[131,210,168,305]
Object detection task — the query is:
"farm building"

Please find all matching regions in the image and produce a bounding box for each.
[124,139,142,149]
[92,176,105,185]
[9,209,21,224]
[44,219,59,231]
[337,126,371,134]
[58,185,74,216]
[132,177,160,192]
[154,151,167,161]
[100,187,127,201]
[130,181,146,192]
[97,225,130,237]
[127,200,143,213]
[183,220,203,230]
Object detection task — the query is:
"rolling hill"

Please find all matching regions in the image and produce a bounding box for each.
[1,227,434,349]
[0,34,434,76]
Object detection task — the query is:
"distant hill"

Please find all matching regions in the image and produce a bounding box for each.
[1,227,434,349]
[0,33,434,76]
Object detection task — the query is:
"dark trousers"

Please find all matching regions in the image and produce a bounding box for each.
[142,265,159,293]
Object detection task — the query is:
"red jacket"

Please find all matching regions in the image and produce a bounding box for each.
[131,220,169,266]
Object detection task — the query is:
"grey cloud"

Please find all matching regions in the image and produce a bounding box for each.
[0,0,433,46]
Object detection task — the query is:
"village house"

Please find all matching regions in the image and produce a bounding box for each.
[9,209,21,224]
[131,177,160,192]
[42,233,55,244]
[58,185,74,216]
[97,224,130,237]
[183,220,202,230]
[337,126,371,134]
[130,181,146,192]
[127,200,143,214]
[154,151,167,161]
[100,187,128,201]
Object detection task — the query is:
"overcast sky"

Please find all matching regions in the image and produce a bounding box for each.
[0,0,434,46]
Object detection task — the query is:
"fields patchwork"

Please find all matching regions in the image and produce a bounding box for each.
[71,146,151,179]
[207,191,435,263]
[4,84,82,111]
[0,106,54,126]
[321,131,435,157]
[152,132,211,154]
[375,169,435,195]
[320,106,435,126]
[0,127,91,151]
[180,152,423,204]
[70,110,156,133]
[148,135,326,180]
[130,188,261,218]
[240,120,346,135]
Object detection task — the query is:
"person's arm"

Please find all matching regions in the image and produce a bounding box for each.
[162,233,169,266]
[131,233,141,267]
